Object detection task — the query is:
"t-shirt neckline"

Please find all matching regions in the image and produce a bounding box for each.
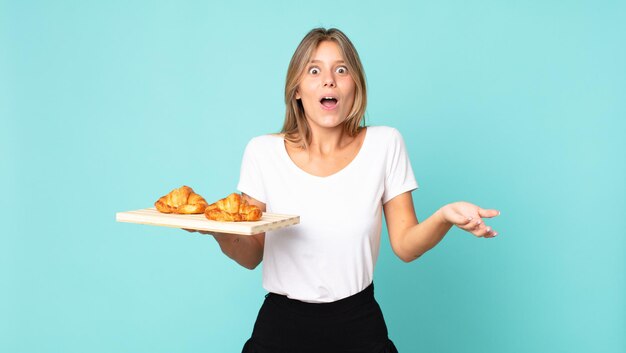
[278,127,370,180]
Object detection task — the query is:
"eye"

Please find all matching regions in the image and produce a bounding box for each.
[336,66,348,74]
[308,67,320,75]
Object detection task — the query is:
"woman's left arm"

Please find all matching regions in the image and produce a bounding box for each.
[383,192,500,262]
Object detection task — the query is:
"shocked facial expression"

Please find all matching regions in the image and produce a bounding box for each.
[295,41,356,130]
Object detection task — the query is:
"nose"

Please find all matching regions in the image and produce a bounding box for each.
[322,72,336,87]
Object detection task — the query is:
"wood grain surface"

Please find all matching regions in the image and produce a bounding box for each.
[116,207,299,235]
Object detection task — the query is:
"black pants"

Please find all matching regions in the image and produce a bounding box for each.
[242,283,398,353]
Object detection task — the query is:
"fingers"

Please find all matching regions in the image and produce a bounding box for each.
[447,212,474,226]
[458,217,480,230]
[182,228,213,235]
[476,209,500,238]
[444,203,500,238]
[480,225,498,238]
[461,224,496,238]
[478,208,500,219]
[457,217,498,238]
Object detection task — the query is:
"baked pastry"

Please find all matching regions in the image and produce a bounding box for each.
[154,185,208,214]
[205,193,262,222]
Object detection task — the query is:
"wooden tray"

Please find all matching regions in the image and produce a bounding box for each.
[116,208,299,235]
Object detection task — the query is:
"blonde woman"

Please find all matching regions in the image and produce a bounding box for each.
[196,28,500,352]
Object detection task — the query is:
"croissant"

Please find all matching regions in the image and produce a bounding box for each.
[155,185,208,214]
[205,193,262,222]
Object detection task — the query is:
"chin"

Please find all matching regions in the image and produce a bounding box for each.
[311,118,345,129]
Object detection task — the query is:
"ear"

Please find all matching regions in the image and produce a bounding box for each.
[295,88,301,100]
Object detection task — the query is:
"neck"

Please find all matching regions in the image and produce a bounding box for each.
[307,124,353,156]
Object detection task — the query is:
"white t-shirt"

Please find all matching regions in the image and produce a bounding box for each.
[237,126,418,303]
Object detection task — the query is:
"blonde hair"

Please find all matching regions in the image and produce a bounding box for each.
[281,28,367,149]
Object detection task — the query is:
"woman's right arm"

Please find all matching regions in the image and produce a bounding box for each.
[209,231,265,270]
[187,193,266,270]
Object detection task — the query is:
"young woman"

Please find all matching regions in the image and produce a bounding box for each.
[195,28,499,353]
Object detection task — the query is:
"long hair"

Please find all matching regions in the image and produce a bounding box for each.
[281,28,367,149]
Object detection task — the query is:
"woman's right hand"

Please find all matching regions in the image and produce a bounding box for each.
[183,193,266,269]
[183,228,265,269]
[183,228,210,235]
[438,202,500,238]
[183,228,230,239]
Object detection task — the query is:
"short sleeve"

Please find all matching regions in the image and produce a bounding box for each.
[237,138,267,203]
[382,128,418,204]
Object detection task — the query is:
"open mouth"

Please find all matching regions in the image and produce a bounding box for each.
[320,96,338,109]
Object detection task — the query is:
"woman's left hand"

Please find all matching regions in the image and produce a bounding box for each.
[439,202,500,238]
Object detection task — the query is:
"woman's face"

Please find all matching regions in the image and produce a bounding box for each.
[296,41,356,130]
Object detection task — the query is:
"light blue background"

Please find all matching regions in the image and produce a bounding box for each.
[2,1,624,352]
